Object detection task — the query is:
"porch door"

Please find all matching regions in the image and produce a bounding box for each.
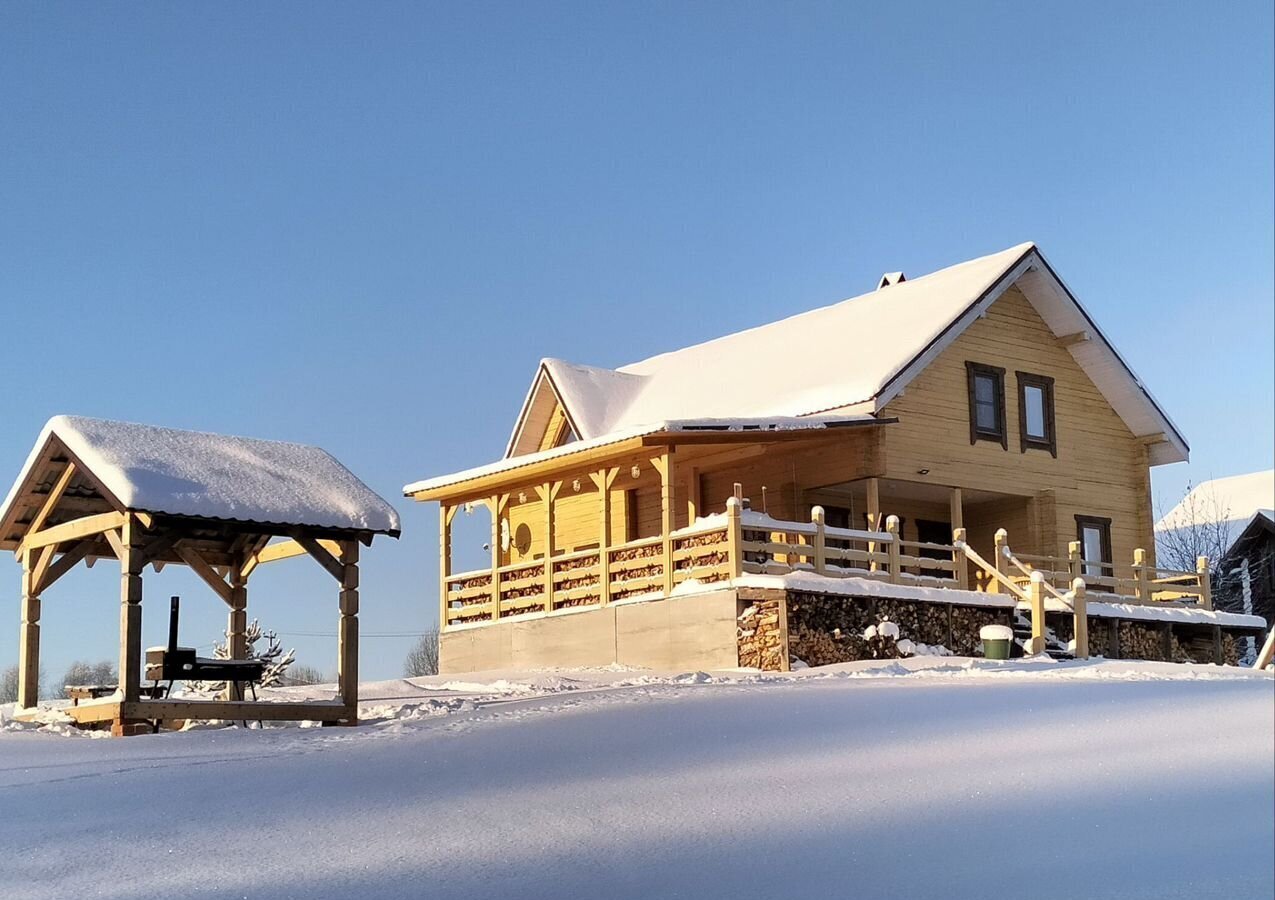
[1076,516,1113,579]
[916,519,952,558]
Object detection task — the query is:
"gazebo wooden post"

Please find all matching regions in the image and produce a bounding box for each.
[338,540,360,721]
[114,514,146,736]
[17,548,40,709]
[228,566,248,661]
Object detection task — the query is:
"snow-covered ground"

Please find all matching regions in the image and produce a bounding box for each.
[2,658,1272,900]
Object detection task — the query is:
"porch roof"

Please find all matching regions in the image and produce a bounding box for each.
[404,414,887,499]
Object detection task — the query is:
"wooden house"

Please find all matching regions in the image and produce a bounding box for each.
[406,243,1267,672]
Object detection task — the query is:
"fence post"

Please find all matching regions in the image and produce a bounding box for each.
[1071,577,1088,659]
[1196,556,1212,610]
[1132,548,1149,602]
[1068,540,1082,583]
[886,515,901,584]
[952,527,969,590]
[990,529,1009,594]
[811,506,826,575]
[1028,571,1046,655]
[726,497,743,580]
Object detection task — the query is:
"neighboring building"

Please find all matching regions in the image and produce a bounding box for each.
[406,243,1266,672]
[1157,470,1275,643]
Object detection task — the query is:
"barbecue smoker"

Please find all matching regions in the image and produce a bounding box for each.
[146,596,266,699]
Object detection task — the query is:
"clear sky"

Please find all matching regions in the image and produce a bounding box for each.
[2,2,1272,681]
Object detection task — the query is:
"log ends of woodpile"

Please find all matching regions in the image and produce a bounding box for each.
[737,596,785,671]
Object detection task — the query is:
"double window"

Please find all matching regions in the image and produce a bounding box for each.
[966,362,1057,455]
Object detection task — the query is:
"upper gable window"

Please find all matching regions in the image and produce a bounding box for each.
[1017,371,1057,456]
[965,362,1007,448]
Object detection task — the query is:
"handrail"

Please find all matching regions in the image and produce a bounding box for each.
[956,541,1030,602]
[1003,547,1073,606]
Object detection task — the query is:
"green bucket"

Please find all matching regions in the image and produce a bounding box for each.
[980,624,1014,660]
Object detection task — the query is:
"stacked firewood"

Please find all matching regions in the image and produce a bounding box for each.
[1222,632,1242,666]
[786,592,873,640]
[674,531,729,573]
[737,598,786,670]
[950,606,1006,656]
[1116,621,1172,661]
[500,564,545,602]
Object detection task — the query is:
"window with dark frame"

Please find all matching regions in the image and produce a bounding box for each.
[1075,515,1113,580]
[965,362,1007,448]
[1017,371,1057,456]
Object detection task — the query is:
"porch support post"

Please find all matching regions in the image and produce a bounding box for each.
[866,477,881,572]
[949,488,963,532]
[650,451,675,595]
[534,482,562,613]
[18,549,40,709]
[439,504,456,631]
[589,470,619,606]
[686,466,701,524]
[488,494,508,622]
[338,540,360,719]
[990,529,1009,594]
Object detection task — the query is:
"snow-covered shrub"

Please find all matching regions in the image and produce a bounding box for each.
[187,619,295,692]
[862,618,909,659]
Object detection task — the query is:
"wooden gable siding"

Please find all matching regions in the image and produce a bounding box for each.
[879,285,1154,564]
[535,403,572,453]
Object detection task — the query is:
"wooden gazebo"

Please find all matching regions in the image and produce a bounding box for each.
[0,415,400,736]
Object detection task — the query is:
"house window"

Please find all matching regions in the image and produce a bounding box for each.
[966,362,1007,448]
[1017,372,1057,456]
[1075,515,1113,579]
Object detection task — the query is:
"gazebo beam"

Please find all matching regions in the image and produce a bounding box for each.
[35,539,94,594]
[26,462,78,537]
[17,510,127,557]
[175,545,233,605]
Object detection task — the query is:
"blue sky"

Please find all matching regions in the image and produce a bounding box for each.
[2,1,1271,681]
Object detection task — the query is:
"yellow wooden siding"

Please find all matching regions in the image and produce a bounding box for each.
[879,285,1154,564]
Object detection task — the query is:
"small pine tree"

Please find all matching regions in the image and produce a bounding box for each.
[187,619,295,692]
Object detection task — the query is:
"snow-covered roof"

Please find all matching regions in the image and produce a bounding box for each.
[505,242,1189,466]
[0,415,401,536]
[1156,470,1275,536]
[407,415,883,496]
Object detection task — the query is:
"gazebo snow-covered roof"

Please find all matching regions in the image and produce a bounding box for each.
[0,415,400,546]
[3,415,400,736]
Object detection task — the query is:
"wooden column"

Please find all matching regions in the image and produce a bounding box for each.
[726,496,743,579]
[338,540,360,718]
[866,477,881,572]
[439,504,456,631]
[885,515,901,584]
[686,467,701,524]
[589,469,618,606]
[810,506,826,575]
[651,452,675,595]
[1071,578,1089,659]
[17,549,40,709]
[949,488,963,532]
[1028,573,1046,656]
[1067,541,1082,582]
[952,527,969,590]
[990,529,1009,595]
[1196,556,1213,610]
[117,516,144,704]
[488,495,508,622]
[535,482,562,612]
[1132,548,1148,602]
[228,567,248,661]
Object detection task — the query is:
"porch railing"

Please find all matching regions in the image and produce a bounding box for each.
[442,502,1212,642]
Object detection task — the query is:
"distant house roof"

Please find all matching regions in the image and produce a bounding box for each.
[1156,470,1275,540]
[505,242,1189,466]
[0,415,401,544]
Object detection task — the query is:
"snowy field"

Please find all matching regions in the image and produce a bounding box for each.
[1,658,1272,900]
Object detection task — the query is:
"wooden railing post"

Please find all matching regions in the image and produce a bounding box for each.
[885,515,901,584]
[1028,571,1046,655]
[952,527,969,590]
[1071,577,1088,659]
[811,506,826,575]
[1197,556,1213,610]
[1133,548,1148,602]
[726,497,743,579]
[990,529,1009,595]
[1067,540,1082,583]
[588,470,618,607]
